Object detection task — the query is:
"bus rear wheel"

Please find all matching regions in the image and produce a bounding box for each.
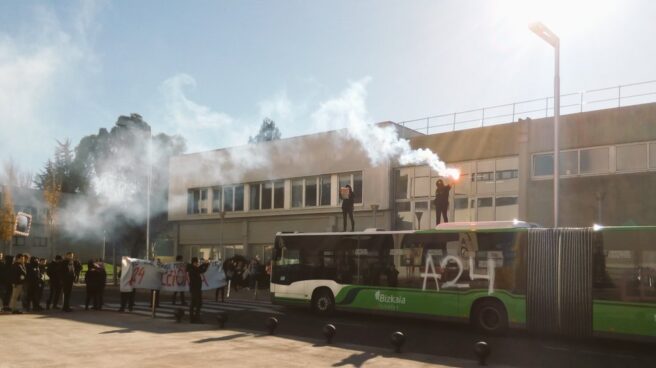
[312,288,335,316]
[472,299,508,334]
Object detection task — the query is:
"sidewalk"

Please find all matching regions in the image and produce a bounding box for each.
[103,283,273,303]
[0,312,506,368]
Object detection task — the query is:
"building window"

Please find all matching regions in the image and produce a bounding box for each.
[13,236,26,246]
[560,150,579,176]
[187,188,208,214]
[274,180,285,209]
[454,197,468,210]
[495,196,518,206]
[472,172,494,182]
[320,175,331,206]
[394,170,408,200]
[262,182,273,209]
[477,197,493,208]
[495,170,518,180]
[305,177,317,207]
[650,142,656,169]
[212,187,222,213]
[223,187,234,212]
[617,143,648,172]
[250,184,261,210]
[234,185,244,211]
[580,147,609,174]
[533,153,553,177]
[291,179,303,208]
[32,237,48,247]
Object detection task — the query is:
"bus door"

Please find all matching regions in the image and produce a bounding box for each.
[271,236,305,300]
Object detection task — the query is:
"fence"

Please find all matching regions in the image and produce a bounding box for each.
[398,80,656,136]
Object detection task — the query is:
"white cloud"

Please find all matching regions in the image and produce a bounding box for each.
[0,2,101,173]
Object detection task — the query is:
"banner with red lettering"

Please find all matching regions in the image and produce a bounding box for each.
[120,257,227,292]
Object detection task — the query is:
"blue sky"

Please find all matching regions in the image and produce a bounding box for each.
[1,0,655,173]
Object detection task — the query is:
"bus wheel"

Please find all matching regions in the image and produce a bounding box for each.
[312,288,335,315]
[472,299,508,334]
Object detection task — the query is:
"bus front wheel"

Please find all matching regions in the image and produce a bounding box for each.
[312,288,335,315]
[472,299,508,334]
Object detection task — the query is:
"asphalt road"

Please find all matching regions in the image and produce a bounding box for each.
[45,286,656,367]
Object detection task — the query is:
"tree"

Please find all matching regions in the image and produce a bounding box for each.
[72,113,186,257]
[248,118,281,144]
[0,185,15,253]
[35,140,85,193]
[1,159,33,189]
[42,160,62,258]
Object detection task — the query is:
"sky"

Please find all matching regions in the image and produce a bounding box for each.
[1,0,655,173]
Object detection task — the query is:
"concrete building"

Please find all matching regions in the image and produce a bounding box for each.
[168,102,656,263]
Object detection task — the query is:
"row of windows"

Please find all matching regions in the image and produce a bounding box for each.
[396,196,518,211]
[12,236,48,247]
[187,171,363,215]
[533,141,656,178]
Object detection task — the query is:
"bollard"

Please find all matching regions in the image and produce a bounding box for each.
[216,312,228,329]
[474,341,490,366]
[323,324,336,344]
[226,280,231,298]
[390,331,405,353]
[266,317,279,335]
[254,280,258,300]
[174,308,185,323]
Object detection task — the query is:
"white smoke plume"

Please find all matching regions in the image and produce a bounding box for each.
[312,78,460,179]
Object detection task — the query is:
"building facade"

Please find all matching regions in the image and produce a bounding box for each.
[169,103,656,263]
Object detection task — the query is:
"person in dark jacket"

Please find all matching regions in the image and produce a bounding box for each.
[73,258,82,284]
[341,184,355,232]
[84,260,99,310]
[46,255,63,310]
[9,254,27,314]
[26,256,43,311]
[60,252,76,312]
[434,179,452,225]
[2,255,14,311]
[96,259,106,310]
[0,252,5,309]
[187,257,209,323]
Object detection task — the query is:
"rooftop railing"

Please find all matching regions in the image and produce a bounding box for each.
[398,79,656,136]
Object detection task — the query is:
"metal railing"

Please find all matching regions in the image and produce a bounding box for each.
[398,80,656,136]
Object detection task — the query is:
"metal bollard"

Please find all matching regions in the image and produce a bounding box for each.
[474,341,490,366]
[266,317,279,335]
[151,290,157,318]
[226,280,231,298]
[174,308,185,323]
[254,280,258,299]
[216,312,228,329]
[390,331,405,353]
[323,324,336,344]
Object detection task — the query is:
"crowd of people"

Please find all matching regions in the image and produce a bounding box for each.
[1,251,270,322]
[0,251,89,314]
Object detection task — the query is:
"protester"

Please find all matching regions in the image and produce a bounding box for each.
[60,252,76,312]
[84,260,100,310]
[341,184,355,232]
[38,258,47,305]
[2,255,14,312]
[96,259,107,310]
[187,257,209,323]
[118,290,136,313]
[46,255,63,310]
[9,254,27,314]
[26,256,43,311]
[434,179,452,225]
[171,255,187,305]
[73,257,82,284]
[0,252,5,310]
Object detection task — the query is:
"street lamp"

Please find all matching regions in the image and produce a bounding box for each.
[145,126,153,259]
[530,21,560,227]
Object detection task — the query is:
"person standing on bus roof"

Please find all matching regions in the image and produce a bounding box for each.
[434,179,452,225]
[341,185,355,232]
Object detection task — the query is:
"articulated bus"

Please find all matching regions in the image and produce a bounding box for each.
[270,221,656,340]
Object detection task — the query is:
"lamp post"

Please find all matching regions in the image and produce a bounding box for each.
[530,22,560,227]
[145,126,153,259]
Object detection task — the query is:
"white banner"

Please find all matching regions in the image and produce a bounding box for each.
[120,257,227,292]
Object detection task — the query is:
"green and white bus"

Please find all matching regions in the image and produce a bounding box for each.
[270,221,656,340]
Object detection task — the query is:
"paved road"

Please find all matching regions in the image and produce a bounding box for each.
[32,286,656,367]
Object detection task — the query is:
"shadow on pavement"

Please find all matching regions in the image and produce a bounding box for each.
[193,333,250,343]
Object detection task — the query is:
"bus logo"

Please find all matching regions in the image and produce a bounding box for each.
[374,290,406,305]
